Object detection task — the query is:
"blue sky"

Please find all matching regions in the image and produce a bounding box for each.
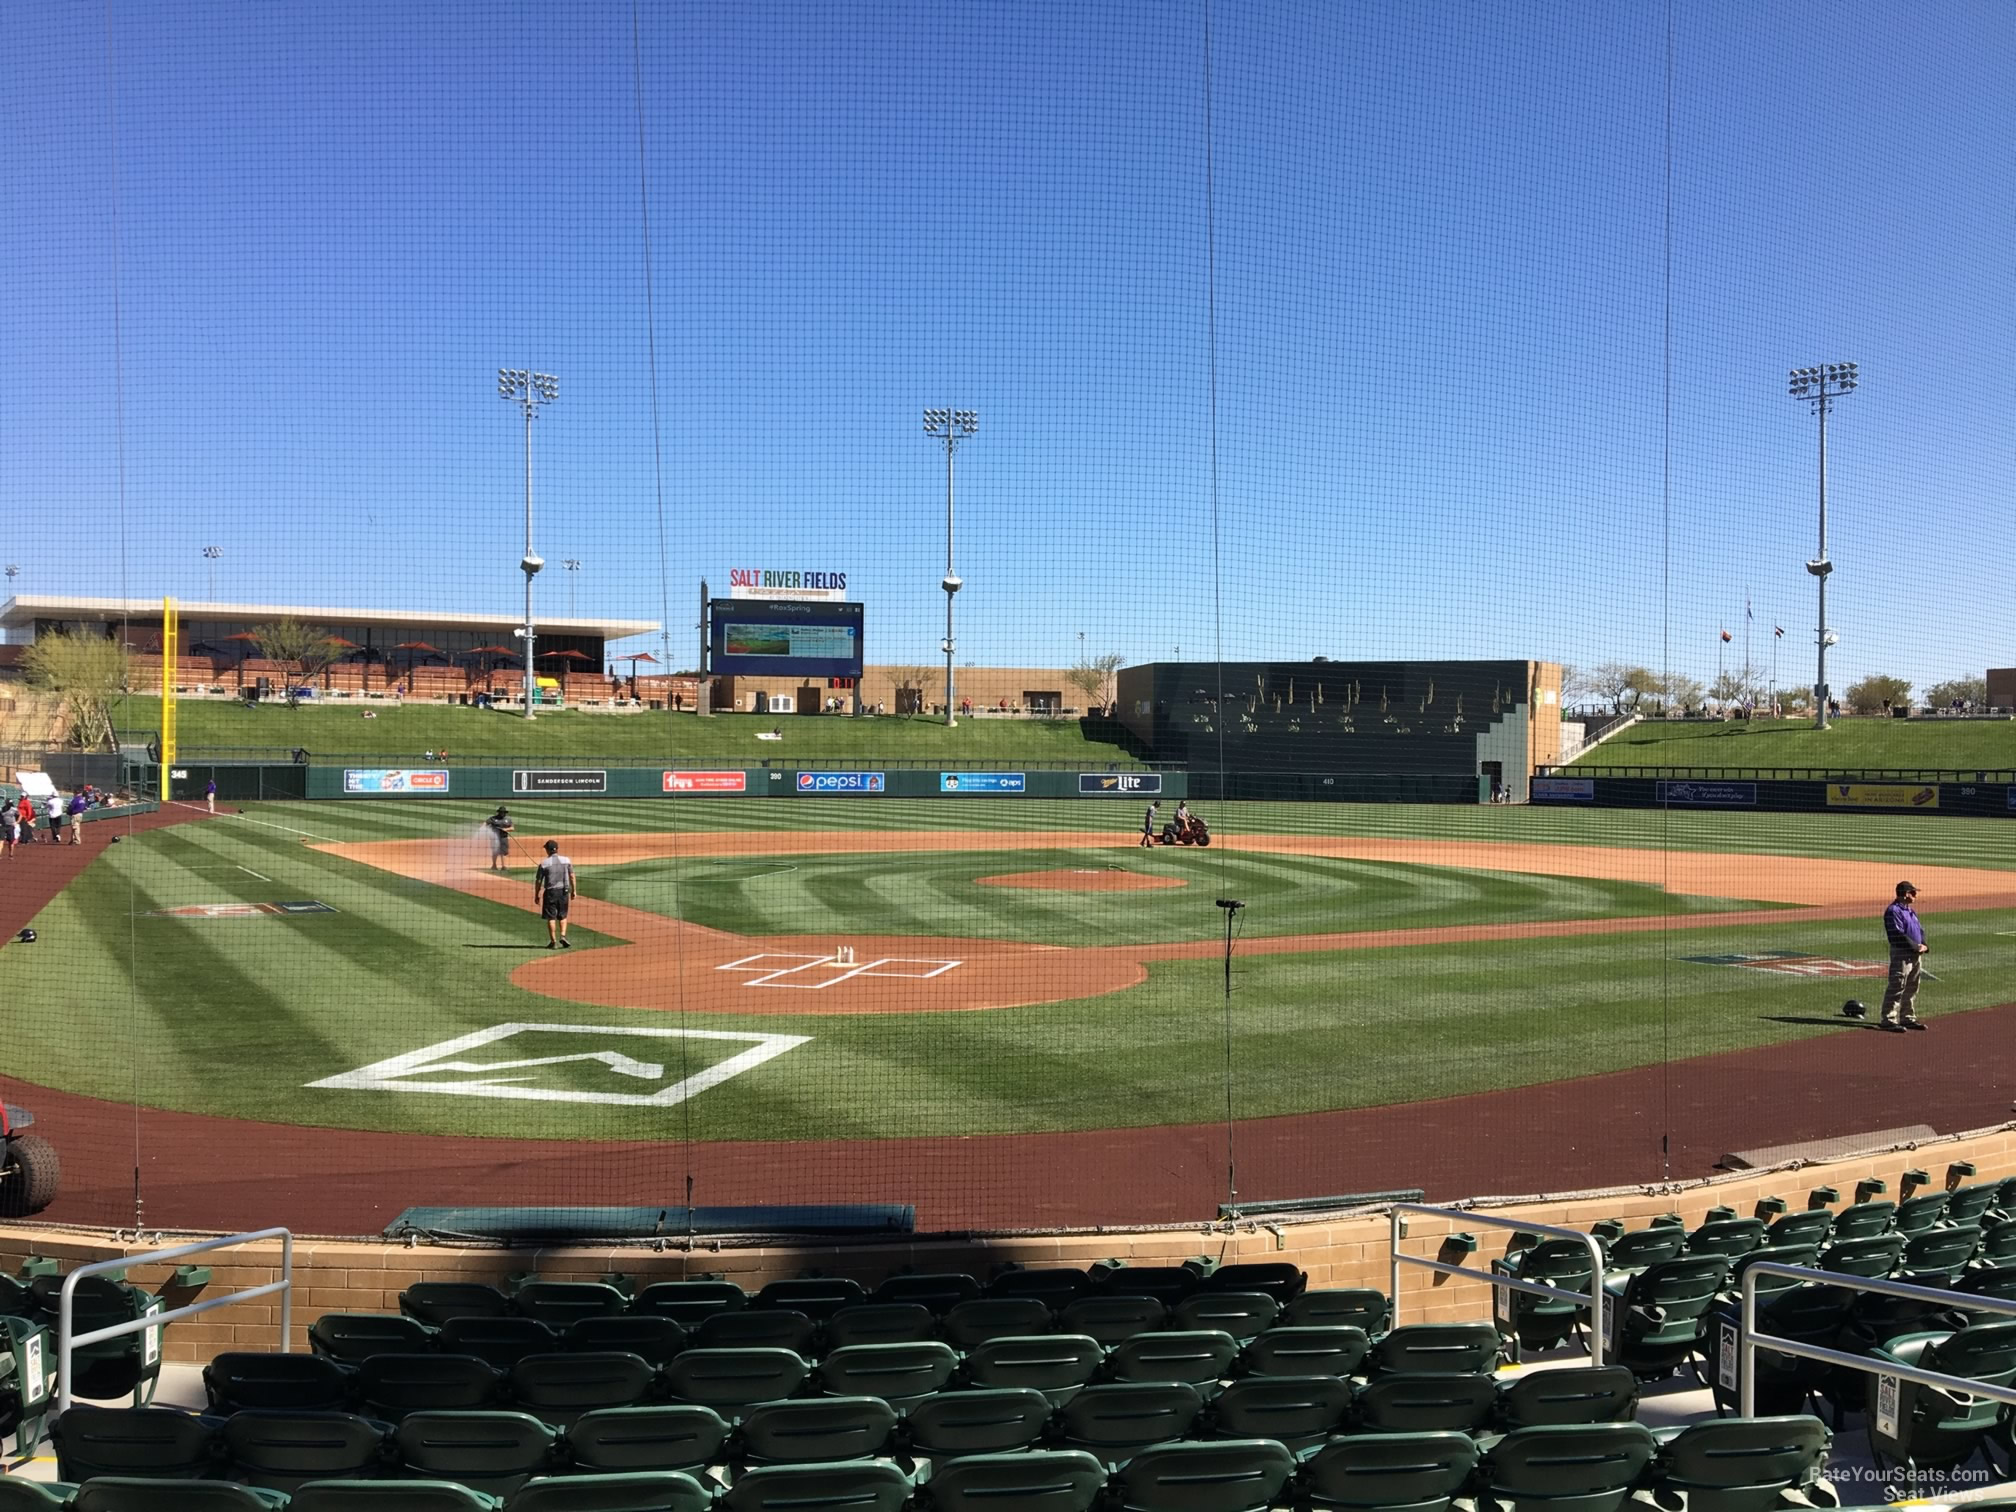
[4,0,2011,695]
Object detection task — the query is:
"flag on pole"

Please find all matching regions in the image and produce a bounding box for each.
[1720,629,1732,643]
[1746,600,1754,620]
[1773,625,1785,639]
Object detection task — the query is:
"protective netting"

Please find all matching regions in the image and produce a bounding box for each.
[2,1,2012,1240]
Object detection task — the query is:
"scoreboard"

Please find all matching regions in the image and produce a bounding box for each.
[709,598,864,678]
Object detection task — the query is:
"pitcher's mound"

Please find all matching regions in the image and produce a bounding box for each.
[978,869,1187,892]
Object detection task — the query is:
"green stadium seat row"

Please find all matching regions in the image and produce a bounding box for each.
[16,1416,1843,1512]
[314,1297,1394,1372]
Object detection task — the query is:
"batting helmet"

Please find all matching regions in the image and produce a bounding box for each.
[1841,999,1868,1019]
[15,929,35,944]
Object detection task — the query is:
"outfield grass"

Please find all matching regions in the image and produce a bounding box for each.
[1570,715,2016,772]
[110,694,1145,765]
[4,796,2010,1143]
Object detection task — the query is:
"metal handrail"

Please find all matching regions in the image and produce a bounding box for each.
[1737,1260,2016,1419]
[1390,1203,1608,1367]
[58,1227,294,1413]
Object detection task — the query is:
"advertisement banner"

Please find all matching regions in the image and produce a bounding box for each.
[664,771,749,793]
[2007,787,2016,812]
[1078,772,1164,796]
[1656,780,1758,806]
[1531,777,1595,802]
[344,769,449,794]
[512,770,607,794]
[796,771,885,794]
[939,772,1026,793]
[1827,782,1939,810]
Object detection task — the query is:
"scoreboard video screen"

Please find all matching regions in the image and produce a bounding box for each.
[709,599,864,678]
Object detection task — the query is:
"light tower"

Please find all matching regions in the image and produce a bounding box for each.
[202,546,222,601]
[923,408,978,727]
[1787,363,1857,730]
[499,368,558,718]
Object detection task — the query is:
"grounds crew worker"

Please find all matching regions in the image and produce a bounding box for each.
[535,839,577,949]
[1879,880,1928,1032]
[485,805,515,871]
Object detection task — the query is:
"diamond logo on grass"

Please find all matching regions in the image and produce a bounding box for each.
[309,1023,810,1106]
[1680,950,1886,978]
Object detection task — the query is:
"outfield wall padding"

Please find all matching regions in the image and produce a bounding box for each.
[1534,776,2016,817]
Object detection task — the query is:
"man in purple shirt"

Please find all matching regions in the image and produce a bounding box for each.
[1879,880,1928,1032]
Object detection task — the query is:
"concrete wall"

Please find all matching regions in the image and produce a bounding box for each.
[9,1123,2009,1361]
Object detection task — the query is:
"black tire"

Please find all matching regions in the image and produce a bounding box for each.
[1195,833,1210,846]
[0,1134,60,1216]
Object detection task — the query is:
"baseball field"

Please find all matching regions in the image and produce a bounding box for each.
[3,791,2013,1234]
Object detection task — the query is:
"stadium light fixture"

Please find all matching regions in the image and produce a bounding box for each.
[202,545,222,602]
[563,558,582,618]
[500,368,559,718]
[1787,361,1859,731]
[923,407,979,727]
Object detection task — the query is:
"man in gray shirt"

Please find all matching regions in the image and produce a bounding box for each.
[534,839,577,949]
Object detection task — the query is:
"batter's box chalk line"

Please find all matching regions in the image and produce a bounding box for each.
[717,952,963,989]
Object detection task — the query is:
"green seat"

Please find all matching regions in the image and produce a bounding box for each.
[1600,1226,1685,1273]
[922,1451,1108,1512]
[1601,1257,1728,1380]
[752,1278,867,1323]
[736,1395,898,1466]
[511,1282,629,1330]
[632,1282,748,1329]
[0,1481,74,1511]
[439,1317,561,1370]
[1723,1245,1820,1306]
[400,1284,513,1328]
[871,1273,983,1316]
[1206,1374,1352,1456]
[902,1387,1053,1466]
[565,1315,689,1366]
[1353,1373,1496,1435]
[1897,1225,1980,1285]
[1492,1240,1594,1358]
[825,1304,939,1352]
[311,1313,435,1363]
[1090,1269,1198,1306]
[695,1309,817,1356]
[1056,1381,1205,1468]
[356,1353,504,1420]
[1650,1415,1833,1512]
[50,1404,223,1482]
[1202,1265,1306,1304]
[223,1409,392,1493]
[507,1351,658,1429]
[1686,1220,1767,1262]
[393,1409,560,1496]
[1764,1211,1835,1250]
[1369,1323,1500,1377]
[291,1480,500,1512]
[1954,1263,2016,1322]
[1977,1222,2016,1266]
[1818,1234,1902,1279]
[1170,1293,1280,1344]
[204,1352,353,1415]
[1495,1366,1637,1430]
[942,1299,1056,1351]
[1892,1193,1950,1238]
[1706,1285,1852,1418]
[1475,1422,1658,1512]
[1236,1325,1368,1379]
[1943,1184,2001,1230]
[1282,1289,1390,1337]
[1103,1331,1238,1399]
[1058,1296,1167,1347]
[1299,1430,1480,1512]
[815,1342,955,1408]
[44,1278,166,1406]
[69,1479,284,1512]
[661,1347,811,1415]
[1112,1438,1295,1512]
[1826,1202,1895,1242]
[963,1334,1103,1406]
[506,1470,712,1512]
[986,1270,1093,1308]
[1866,1321,2016,1476]
[0,1313,55,1455]
[717,1460,912,1512]
[566,1405,732,1474]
